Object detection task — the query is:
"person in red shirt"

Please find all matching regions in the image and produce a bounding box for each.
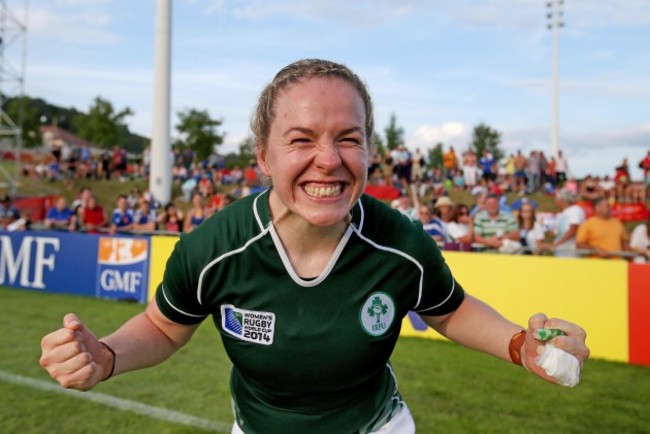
[81,196,107,233]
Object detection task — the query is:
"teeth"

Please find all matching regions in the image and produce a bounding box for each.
[304,184,341,197]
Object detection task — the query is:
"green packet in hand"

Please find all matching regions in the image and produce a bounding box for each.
[534,328,567,341]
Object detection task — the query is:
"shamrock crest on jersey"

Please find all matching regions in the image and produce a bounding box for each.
[221,305,276,345]
[360,292,395,336]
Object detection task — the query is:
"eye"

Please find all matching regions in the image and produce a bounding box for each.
[338,136,363,147]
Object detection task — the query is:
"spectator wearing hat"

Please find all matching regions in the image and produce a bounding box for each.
[419,197,454,242]
[540,189,586,257]
[473,194,520,251]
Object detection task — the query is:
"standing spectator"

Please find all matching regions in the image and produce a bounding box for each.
[100,151,112,180]
[184,192,209,233]
[517,203,545,254]
[639,150,650,193]
[513,150,528,195]
[0,195,21,229]
[132,198,157,232]
[443,146,458,180]
[478,149,495,184]
[555,150,569,186]
[473,194,520,252]
[462,149,479,190]
[504,153,515,192]
[44,197,74,231]
[576,197,629,259]
[541,189,586,258]
[110,195,134,234]
[526,151,541,194]
[412,148,425,182]
[81,196,107,233]
[614,159,631,202]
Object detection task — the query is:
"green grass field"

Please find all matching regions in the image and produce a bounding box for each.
[2,287,649,434]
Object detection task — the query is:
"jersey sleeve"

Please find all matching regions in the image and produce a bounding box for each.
[155,235,210,325]
[412,233,465,316]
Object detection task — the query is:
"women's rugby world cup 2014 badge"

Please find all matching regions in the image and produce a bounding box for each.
[360,292,395,336]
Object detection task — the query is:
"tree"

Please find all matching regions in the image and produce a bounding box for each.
[371,132,385,157]
[384,113,404,151]
[223,136,255,169]
[3,96,41,148]
[428,142,444,170]
[73,96,133,148]
[175,108,224,162]
[471,123,503,161]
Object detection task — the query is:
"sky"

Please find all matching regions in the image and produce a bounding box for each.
[5,0,649,178]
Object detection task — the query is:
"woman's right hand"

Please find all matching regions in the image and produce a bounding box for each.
[40,313,111,391]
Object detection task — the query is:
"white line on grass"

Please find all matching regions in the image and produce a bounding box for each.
[0,370,231,433]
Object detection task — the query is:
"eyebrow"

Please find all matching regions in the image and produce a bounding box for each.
[282,126,364,137]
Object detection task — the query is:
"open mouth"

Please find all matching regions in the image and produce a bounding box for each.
[303,183,343,198]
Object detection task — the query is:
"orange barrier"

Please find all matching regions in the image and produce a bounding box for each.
[629,263,650,365]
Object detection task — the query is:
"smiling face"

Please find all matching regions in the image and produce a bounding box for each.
[257,77,369,228]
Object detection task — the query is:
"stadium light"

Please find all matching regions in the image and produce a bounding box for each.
[546,0,565,158]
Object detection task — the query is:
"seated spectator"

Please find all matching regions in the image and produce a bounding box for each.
[539,188,586,258]
[132,199,157,232]
[44,197,75,231]
[576,197,629,259]
[446,203,473,245]
[473,194,520,253]
[629,216,649,263]
[184,192,208,233]
[110,195,134,234]
[433,196,457,241]
[391,195,418,221]
[517,203,545,254]
[71,187,93,210]
[127,187,143,209]
[419,204,447,241]
[0,195,21,230]
[81,196,107,233]
[157,202,184,233]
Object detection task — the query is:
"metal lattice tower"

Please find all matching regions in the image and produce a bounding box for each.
[0,0,27,187]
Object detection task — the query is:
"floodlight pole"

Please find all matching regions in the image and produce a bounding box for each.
[546,0,564,159]
[149,0,172,205]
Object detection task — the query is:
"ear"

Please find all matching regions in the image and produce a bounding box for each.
[256,140,271,177]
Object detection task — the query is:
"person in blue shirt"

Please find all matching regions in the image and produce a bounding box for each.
[44,197,74,231]
[110,195,134,234]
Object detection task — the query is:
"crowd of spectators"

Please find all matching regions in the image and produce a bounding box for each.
[5,143,650,262]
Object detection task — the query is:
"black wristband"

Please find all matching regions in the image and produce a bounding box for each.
[99,341,116,381]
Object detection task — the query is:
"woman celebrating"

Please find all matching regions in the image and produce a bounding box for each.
[40,59,589,434]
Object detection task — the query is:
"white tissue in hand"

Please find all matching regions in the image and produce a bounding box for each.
[536,344,581,387]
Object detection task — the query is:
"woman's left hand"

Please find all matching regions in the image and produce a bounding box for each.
[521,313,590,385]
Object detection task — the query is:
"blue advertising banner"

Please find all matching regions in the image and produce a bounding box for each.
[0,230,98,297]
[96,236,149,303]
[0,230,151,303]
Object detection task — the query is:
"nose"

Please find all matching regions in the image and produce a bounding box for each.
[313,142,342,172]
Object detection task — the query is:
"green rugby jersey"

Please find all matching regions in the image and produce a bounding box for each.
[156,190,464,434]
